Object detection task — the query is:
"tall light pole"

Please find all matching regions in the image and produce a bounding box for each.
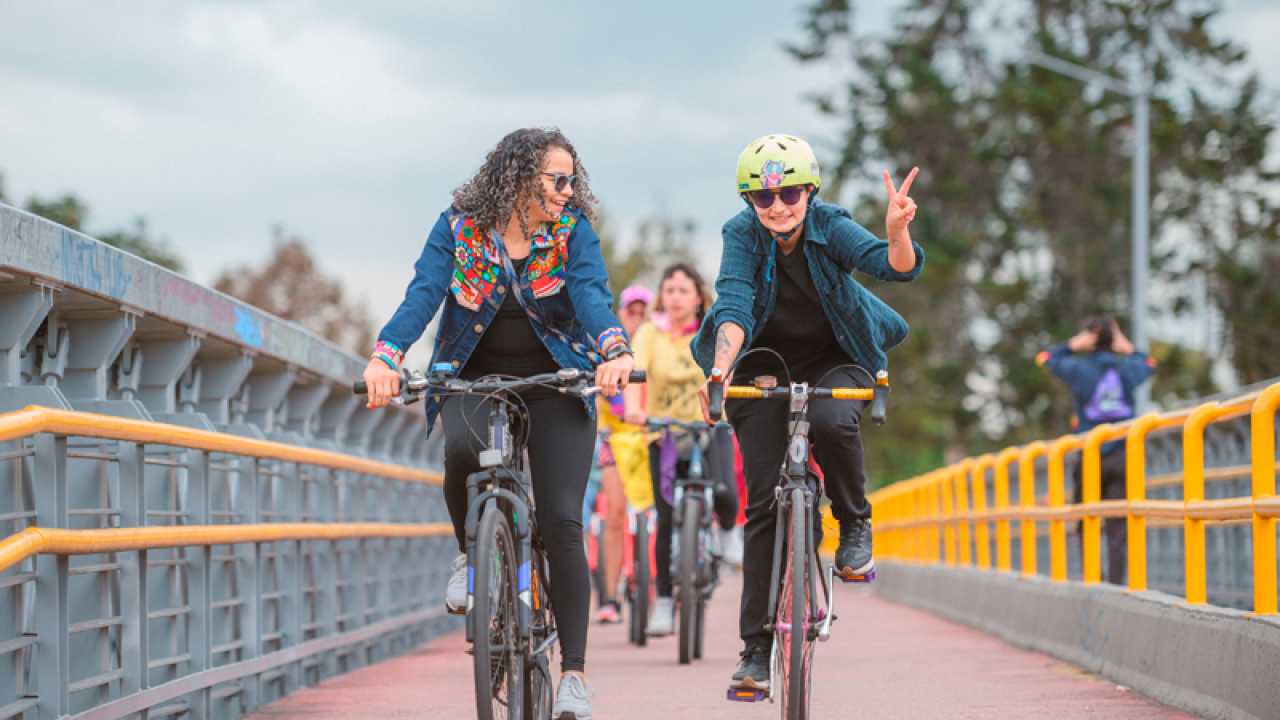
[1027,52,1151,409]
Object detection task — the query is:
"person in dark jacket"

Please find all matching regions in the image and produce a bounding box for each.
[695,134,924,693]
[1038,316,1156,585]
[363,127,634,719]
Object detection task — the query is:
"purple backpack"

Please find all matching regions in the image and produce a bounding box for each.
[1083,368,1133,422]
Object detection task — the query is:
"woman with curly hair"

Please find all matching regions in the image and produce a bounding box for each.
[363,127,634,718]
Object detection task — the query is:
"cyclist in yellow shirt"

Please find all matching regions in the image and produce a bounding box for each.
[594,285,654,622]
[624,262,741,637]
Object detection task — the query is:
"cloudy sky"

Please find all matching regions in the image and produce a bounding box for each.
[2,0,1277,342]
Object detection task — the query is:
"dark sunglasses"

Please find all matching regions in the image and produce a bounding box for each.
[542,172,580,193]
[748,186,807,209]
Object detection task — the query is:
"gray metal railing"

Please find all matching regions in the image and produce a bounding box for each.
[0,205,456,719]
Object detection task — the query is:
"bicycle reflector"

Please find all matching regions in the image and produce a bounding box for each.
[727,688,767,702]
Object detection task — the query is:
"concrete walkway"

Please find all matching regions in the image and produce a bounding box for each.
[245,572,1196,719]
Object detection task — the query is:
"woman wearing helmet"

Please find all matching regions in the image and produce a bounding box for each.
[693,134,923,692]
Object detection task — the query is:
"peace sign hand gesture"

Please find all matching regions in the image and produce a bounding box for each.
[882,167,920,274]
[884,167,919,240]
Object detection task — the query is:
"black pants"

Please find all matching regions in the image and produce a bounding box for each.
[441,389,596,673]
[727,367,870,648]
[649,438,740,598]
[1072,447,1128,586]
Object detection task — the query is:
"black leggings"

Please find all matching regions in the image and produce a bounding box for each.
[650,437,740,598]
[441,389,596,673]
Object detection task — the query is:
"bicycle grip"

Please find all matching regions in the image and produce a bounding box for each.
[353,376,404,395]
[707,369,726,421]
[870,383,889,426]
[628,370,647,384]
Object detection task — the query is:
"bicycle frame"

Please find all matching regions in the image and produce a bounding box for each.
[710,366,888,711]
[462,397,547,654]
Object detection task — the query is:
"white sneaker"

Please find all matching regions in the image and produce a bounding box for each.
[551,673,595,719]
[445,554,467,615]
[720,526,744,566]
[646,596,675,636]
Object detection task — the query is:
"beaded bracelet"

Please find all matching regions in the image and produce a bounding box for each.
[371,341,404,371]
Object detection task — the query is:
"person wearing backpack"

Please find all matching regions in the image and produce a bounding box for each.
[1038,316,1156,585]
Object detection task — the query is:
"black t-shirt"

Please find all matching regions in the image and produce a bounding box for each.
[462,257,561,379]
[734,244,849,385]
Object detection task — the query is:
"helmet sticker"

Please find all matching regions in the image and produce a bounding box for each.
[759,160,786,189]
[811,161,820,177]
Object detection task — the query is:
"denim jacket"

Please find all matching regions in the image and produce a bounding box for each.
[693,199,924,375]
[376,207,625,430]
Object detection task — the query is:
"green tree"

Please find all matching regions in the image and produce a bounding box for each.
[20,186,186,273]
[791,0,1276,484]
[98,218,186,274]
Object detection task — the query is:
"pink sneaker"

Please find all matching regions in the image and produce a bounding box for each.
[596,601,622,624]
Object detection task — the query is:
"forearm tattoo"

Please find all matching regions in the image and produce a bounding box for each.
[715,325,732,365]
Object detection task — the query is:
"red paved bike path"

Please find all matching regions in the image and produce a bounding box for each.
[245,572,1195,719]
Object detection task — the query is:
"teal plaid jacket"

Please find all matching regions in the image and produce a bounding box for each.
[693,199,924,375]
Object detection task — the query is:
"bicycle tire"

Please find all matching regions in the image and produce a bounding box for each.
[630,519,650,646]
[787,488,809,720]
[592,517,608,600]
[522,550,554,719]
[693,595,706,660]
[473,505,523,720]
[677,498,699,664]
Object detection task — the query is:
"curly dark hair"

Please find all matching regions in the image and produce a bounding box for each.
[451,127,598,241]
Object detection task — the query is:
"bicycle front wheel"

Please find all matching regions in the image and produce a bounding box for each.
[677,498,700,664]
[630,518,651,646]
[786,488,809,720]
[523,550,554,718]
[473,505,523,720]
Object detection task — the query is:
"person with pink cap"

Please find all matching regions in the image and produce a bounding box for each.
[594,284,653,623]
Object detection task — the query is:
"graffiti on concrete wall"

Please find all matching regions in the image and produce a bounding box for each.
[161,276,236,325]
[58,231,132,300]
[234,307,264,347]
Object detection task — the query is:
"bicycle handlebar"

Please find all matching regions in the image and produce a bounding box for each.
[353,369,647,397]
[707,368,890,426]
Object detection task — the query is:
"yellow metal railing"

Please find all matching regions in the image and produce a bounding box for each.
[0,405,441,484]
[0,523,453,575]
[854,382,1280,615]
[0,405,446,565]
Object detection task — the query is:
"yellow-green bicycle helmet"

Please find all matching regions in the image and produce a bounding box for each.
[736,134,821,194]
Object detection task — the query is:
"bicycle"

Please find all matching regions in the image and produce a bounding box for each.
[355,364,645,720]
[647,418,735,665]
[708,362,889,720]
[592,427,658,646]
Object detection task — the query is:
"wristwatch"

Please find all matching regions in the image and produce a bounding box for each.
[603,343,633,362]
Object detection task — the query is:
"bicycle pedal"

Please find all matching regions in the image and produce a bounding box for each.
[727,688,768,703]
[836,567,875,583]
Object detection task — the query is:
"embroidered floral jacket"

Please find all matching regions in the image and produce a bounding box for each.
[376,207,626,431]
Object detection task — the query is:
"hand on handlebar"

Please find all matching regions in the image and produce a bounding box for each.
[594,353,635,397]
[698,373,724,424]
[362,359,401,409]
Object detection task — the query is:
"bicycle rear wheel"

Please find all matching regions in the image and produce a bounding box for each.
[677,498,699,664]
[472,505,523,720]
[629,518,651,646]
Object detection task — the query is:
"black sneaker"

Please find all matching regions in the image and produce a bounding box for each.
[835,519,873,577]
[730,644,770,691]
